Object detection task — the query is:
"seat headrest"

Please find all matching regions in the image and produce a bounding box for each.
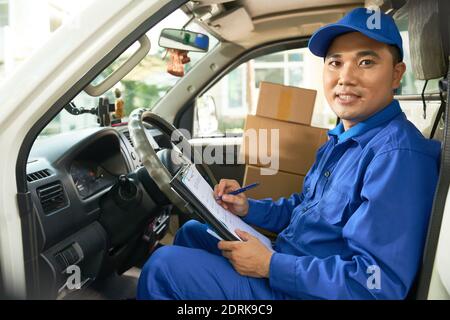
[406,0,449,80]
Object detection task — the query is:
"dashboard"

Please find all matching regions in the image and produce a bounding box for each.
[25,125,173,299]
[70,160,116,199]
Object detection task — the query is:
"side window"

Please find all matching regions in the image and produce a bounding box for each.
[193,47,336,138]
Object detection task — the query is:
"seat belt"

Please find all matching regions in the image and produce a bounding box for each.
[416,61,449,300]
[429,78,448,139]
[407,0,449,299]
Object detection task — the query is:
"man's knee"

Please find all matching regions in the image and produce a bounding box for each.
[143,245,177,275]
[174,219,206,246]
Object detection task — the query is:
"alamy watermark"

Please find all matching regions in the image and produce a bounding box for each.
[366,265,381,290]
[62,263,382,292]
[64,265,81,290]
[171,128,280,175]
[366,5,381,30]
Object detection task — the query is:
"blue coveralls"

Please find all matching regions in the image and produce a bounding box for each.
[137,99,441,299]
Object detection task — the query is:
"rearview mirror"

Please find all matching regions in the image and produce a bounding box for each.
[159,28,209,53]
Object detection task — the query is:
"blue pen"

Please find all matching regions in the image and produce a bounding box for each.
[215,182,259,201]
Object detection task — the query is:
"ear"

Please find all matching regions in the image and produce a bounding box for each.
[392,62,406,90]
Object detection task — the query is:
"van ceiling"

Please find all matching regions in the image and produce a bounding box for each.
[187,0,366,48]
[192,0,364,18]
[235,0,364,19]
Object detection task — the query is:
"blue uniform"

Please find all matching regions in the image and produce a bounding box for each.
[137,99,441,299]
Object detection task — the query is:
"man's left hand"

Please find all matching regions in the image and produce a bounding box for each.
[218,230,274,278]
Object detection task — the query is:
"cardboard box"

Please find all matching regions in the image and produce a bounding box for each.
[241,114,328,176]
[243,165,305,200]
[256,81,317,125]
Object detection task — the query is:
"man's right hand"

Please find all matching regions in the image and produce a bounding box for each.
[214,179,249,217]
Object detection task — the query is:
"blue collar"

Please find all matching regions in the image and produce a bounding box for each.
[328,99,402,146]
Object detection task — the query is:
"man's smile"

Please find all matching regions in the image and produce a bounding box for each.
[334,91,362,105]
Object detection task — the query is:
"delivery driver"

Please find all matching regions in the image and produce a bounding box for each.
[137,8,441,299]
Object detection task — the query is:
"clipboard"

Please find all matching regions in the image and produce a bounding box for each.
[170,164,240,241]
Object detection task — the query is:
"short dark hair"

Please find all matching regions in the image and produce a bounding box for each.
[388,45,402,65]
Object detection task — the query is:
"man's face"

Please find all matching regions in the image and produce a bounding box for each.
[323,32,406,129]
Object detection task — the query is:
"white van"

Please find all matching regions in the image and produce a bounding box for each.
[0,0,448,300]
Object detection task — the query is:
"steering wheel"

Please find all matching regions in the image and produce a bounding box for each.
[128,108,218,212]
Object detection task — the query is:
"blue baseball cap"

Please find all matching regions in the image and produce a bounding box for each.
[308,7,403,61]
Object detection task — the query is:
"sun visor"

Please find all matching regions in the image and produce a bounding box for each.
[407,0,449,80]
[208,7,254,42]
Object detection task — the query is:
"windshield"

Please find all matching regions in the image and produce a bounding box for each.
[38,8,218,139]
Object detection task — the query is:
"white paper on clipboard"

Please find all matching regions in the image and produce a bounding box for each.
[181,164,273,251]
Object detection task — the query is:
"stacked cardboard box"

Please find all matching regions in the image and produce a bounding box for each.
[241,81,328,200]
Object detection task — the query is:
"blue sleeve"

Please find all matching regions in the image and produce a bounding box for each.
[243,193,304,233]
[268,149,439,299]
[242,141,330,233]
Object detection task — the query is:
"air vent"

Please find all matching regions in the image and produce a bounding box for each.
[123,131,134,147]
[37,182,68,214]
[27,169,51,182]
